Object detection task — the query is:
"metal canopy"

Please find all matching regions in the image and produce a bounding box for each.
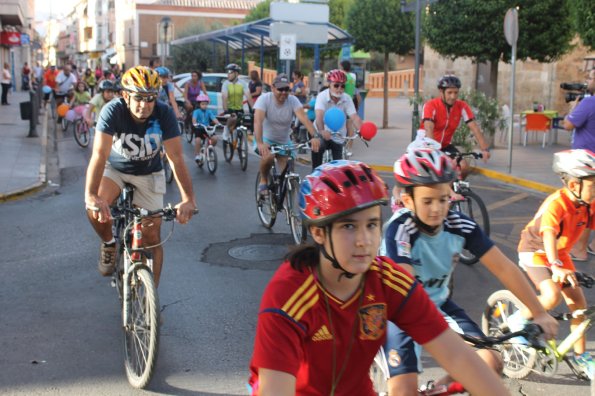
[170,18,352,50]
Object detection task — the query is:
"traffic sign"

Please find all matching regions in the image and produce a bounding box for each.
[270,2,329,24]
[279,34,296,60]
[504,8,519,46]
[270,22,328,45]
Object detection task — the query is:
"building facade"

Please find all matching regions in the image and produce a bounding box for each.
[1,0,36,89]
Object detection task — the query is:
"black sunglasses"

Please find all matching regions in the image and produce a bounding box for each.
[333,83,346,89]
[131,94,157,103]
[276,87,290,92]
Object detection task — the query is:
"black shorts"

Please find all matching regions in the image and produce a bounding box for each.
[193,125,209,140]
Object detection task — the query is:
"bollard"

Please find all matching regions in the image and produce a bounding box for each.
[27,90,38,138]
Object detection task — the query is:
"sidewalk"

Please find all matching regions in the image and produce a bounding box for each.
[0,90,47,201]
[352,97,567,194]
[0,95,568,201]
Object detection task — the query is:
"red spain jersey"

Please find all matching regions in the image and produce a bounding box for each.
[518,188,595,269]
[420,97,475,148]
[249,257,448,396]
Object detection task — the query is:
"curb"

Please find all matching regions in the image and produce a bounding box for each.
[471,166,557,194]
[0,110,48,203]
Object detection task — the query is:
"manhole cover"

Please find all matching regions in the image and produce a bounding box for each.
[228,244,288,261]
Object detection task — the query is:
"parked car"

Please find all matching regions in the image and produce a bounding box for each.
[172,72,270,114]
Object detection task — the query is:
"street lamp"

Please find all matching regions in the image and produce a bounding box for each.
[160,16,171,68]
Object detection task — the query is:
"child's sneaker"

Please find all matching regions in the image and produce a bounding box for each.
[195,154,203,164]
[507,309,529,345]
[573,352,595,380]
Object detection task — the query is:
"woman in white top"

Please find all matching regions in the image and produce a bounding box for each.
[1,62,12,105]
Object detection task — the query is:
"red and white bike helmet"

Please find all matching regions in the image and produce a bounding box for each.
[553,149,595,179]
[326,69,347,84]
[393,149,456,187]
[195,93,210,103]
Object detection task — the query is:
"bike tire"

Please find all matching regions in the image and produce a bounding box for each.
[223,139,234,162]
[184,125,193,144]
[124,266,160,389]
[61,117,68,132]
[451,189,490,265]
[238,130,248,171]
[255,172,276,228]
[287,178,306,244]
[113,219,126,300]
[206,145,217,174]
[163,157,174,184]
[482,289,536,379]
[73,119,90,148]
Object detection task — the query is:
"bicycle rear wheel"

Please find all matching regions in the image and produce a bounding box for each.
[206,145,217,174]
[482,289,536,379]
[255,172,276,228]
[223,137,234,162]
[184,125,193,144]
[163,156,174,184]
[73,119,90,148]
[450,189,490,265]
[238,130,248,171]
[61,117,69,132]
[287,177,306,244]
[123,266,160,389]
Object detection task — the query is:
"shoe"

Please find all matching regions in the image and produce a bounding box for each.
[570,252,588,262]
[258,183,269,197]
[195,154,203,164]
[587,246,595,256]
[98,242,116,276]
[507,310,529,345]
[573,352,595,380]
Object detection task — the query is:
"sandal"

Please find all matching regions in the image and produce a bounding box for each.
[587,246,595,256]
[570,252,588,262]
[258,183,269,197]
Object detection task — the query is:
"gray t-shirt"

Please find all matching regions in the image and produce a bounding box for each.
[254,92,302,143]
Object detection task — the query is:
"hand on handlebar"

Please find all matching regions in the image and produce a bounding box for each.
[531,312,558,341]
[552,266,577,288]
[174,200,197,225]
[309,137,320,152]
[481,149,491,162]
[257,141,270,158]
[320,130,332,140]
[86,195,111,224]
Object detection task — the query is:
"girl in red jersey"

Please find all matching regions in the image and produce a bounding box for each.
[249,160,511,396]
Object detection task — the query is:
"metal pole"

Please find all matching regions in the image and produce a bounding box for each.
[314,45,320,70]
[507,40,516,174]
[241,37,245,71]
[411,0,421,141]
[260,35,264,79]
[27,90,38,137]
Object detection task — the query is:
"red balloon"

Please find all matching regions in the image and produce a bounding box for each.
[359,121,377,141]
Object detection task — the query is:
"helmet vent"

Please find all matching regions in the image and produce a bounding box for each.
[361,165,375,182]
[344,169,359,186]
[321,178,341,194]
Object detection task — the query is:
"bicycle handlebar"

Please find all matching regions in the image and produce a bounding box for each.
[111,204,199,221]
[460,323,544,349]
[268,142,311,155]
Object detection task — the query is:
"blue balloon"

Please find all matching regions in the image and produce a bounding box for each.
[42,85,52,94]
[323,107,346,132]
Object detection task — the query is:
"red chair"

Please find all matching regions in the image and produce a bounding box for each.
[523,113,552,148]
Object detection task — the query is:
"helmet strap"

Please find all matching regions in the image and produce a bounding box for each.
[318,225,356,281]
[570,179,589,207]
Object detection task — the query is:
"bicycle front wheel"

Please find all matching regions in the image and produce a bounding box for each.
[238,130,248,171]
[482,289,536,379]
[123,266,160,389]
[255,172,276,228]
[223,138,234,162]
[287,177,306,244]
[184,124,193,144]
[206,145,217,174]
[61,117,68,132]
[450,189,490,265]
[73,120,90,148]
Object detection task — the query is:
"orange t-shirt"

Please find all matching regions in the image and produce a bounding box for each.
[44,69,58,89]
[518,188,595,268]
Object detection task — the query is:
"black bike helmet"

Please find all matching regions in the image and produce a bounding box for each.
[437,75,461,90]
[225,63,241,73]
[97,79,115,93]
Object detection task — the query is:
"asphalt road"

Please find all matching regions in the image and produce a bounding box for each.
[0,120,593,395]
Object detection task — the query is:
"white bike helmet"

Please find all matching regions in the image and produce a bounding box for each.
[553,149,595,179]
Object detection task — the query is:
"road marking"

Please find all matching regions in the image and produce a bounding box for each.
[486,192,530,211]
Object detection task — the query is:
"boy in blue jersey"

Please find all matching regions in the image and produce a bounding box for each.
[192,94,220,164]
[379,148,558,396]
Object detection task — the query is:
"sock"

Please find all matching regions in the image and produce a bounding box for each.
[103,237,115,246]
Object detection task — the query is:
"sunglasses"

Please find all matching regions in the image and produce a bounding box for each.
[276,87,290,92]
[333,83,346,89]
[131,94,157,103]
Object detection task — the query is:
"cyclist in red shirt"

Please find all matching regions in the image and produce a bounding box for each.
[421,75,491,176]
[249,161,511,396]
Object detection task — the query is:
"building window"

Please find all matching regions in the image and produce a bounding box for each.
[84,27,93,40]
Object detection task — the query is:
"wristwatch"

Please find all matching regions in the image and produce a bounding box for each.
[551,259,564,268]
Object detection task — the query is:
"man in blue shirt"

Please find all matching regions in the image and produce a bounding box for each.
[84,66,197,286]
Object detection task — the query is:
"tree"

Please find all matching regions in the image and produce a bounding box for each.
[570,0,595,50]
[329,0,355,28]
[245,0,271,23]
[424,0,574,97]
[346,0,414,128]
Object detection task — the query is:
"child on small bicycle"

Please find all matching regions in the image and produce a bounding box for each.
[515,149,595,379]
[249,160,513,396]
[380,148,558,395]
[191,94,219,164]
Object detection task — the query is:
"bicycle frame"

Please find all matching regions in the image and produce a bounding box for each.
[270,152,298,209]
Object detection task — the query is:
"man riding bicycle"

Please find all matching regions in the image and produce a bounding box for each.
[421,75,490,176]
[221,63,254,142]
[311,69,363,169]
[254,74,319,196]
[84,66,197,287]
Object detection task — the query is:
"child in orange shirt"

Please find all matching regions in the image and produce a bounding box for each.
[516,149,595,379]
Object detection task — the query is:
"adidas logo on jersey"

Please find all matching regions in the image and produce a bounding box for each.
[312,325,333,341]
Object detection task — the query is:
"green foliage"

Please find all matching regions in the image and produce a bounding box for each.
[424,0,574,63]
[453,90,505,150]
[171,23,225,73]
[346,0,414,55]
[570,0,595,49]
[245,0,271,23]
[329,0,355,28]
